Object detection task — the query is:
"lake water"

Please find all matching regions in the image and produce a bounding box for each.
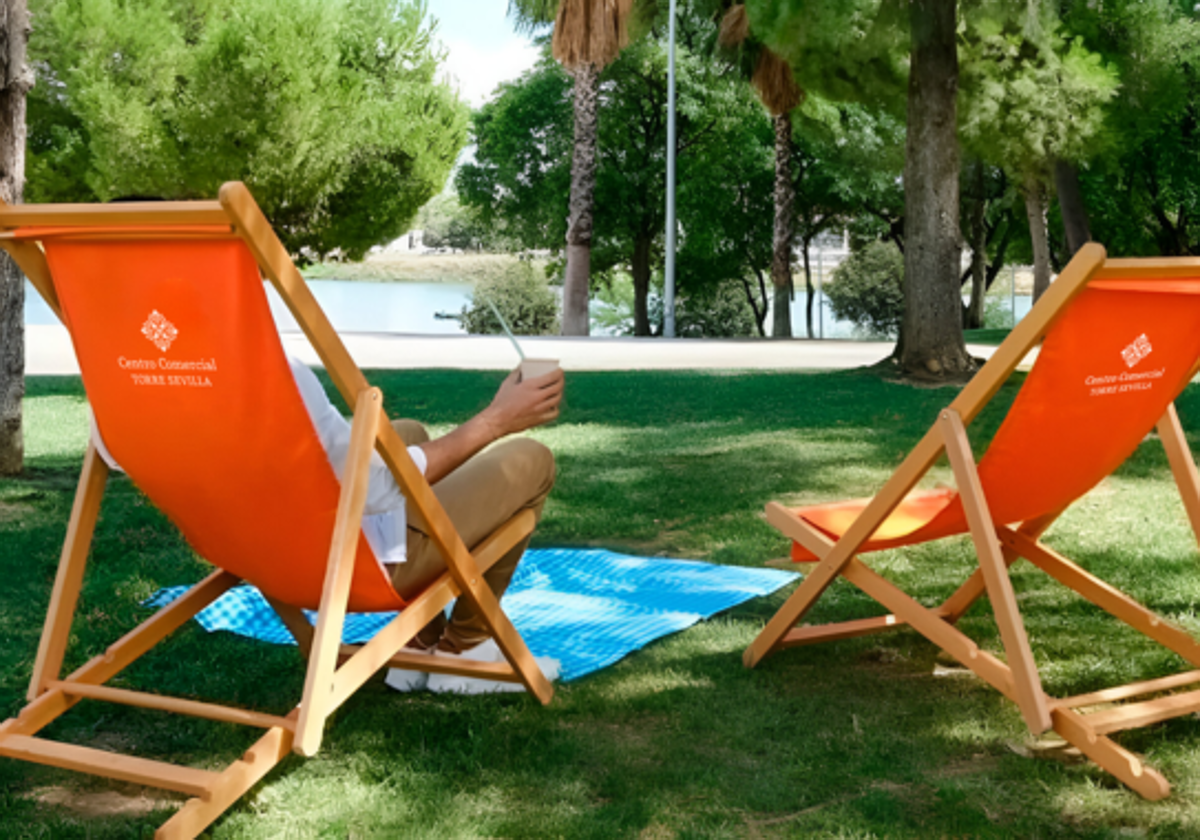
[24,279,475,335]
[23,279,1034,338]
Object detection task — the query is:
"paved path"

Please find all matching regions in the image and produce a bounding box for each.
[26,323,1005,375]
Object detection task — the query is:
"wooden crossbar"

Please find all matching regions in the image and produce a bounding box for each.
[1058,670,1200,709]
[778,614,908,648]
[388,652,523,681]
[1081,688,1200,736]
[47,681,293,731]
[0,201,229,228]
[0,735,218,797]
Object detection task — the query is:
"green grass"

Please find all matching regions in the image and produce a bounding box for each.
[5,369,1200,838]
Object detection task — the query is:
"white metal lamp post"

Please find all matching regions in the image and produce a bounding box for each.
[663,0,677,338]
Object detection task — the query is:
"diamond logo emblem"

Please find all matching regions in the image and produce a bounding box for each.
[142,310,178,352]
[1121,333,1152,369]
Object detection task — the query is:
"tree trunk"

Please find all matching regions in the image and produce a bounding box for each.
[0,0,29,476]
[741,266,769,337]
[563,63,599,336]
[1024,175,1052,303]
[898,0,972,378]
[802,240,814,339]
[965,159,987,330]
[1054,159,1092,258]
[771,111,794,339]
[631,232,652,337]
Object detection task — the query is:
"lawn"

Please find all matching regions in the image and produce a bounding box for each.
[4,368,1200,838]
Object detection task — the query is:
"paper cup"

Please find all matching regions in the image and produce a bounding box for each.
[518,358,559,381]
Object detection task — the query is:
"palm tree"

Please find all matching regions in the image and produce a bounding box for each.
[0,0,29,475]
[718,4,803,338]
[509,0,635,336]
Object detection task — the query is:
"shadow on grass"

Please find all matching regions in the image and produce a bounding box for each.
[4,372,1200,838]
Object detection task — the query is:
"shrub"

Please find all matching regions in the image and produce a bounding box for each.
[459,261,559,335]
[825,240,905,338]
[594,273,758,337]
[667,283,758,338]
[984,292,1015,329]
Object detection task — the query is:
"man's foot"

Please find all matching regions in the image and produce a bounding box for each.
[426,638,560,695]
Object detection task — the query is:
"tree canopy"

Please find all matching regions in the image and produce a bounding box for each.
[1061,0,1200,256]
[29,0,468,261]
[461,10,785,336]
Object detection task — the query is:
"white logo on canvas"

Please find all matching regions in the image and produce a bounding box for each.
[142,310,178,352]
[1121,333,1152,369]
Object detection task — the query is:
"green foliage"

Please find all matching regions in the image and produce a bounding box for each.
[590,272,639,335]
[28,0,468,261]
[1061,0,1200,255]
[417,191,497,252]
[462,9,814,333]
[824,240,905,338]
[958,6,1119,182]
[459,260,560,335]
[983,290,1016,330]
[743,0,909,109]
[456,57,574,251]
[594,272,758,337]
[668,282,759,338]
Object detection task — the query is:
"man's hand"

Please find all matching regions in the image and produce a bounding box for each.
[417,366,564,484]
[480,367,564,438]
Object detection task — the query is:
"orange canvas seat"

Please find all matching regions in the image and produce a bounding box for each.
[747,244,1200,799]
[0,184,553,839]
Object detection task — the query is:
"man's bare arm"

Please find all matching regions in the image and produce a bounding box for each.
[418,367,564,484]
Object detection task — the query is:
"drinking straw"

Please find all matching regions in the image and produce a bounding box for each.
[487,299,525,361]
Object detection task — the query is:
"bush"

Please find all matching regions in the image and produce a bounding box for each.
[984,292,1015,329]
[666,283,758,338]
[459,261,559,335]
[825,241,905,338]
[593,273,758,337]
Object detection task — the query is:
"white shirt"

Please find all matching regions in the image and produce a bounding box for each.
[288,357,427,565]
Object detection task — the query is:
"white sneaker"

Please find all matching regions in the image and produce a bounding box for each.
[384,646,434,692]
[426,638,560,695]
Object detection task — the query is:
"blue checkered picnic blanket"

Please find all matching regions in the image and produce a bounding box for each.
[145,548,798,682]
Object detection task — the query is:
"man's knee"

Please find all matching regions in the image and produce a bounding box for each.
[502,437,556,499]
[391,418,429,447]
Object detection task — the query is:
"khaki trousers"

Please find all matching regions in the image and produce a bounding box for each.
[388,419,555,652]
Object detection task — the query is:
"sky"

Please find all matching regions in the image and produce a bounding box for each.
[425,1,543,108]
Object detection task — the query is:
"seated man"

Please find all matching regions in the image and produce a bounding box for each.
[288,358,564,693]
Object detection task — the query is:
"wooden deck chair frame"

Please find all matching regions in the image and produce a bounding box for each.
[746,243,1200,800]
[0,183,553,839]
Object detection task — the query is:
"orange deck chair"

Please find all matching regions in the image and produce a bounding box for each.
[746,244,1200,799]
[0,183,553,838]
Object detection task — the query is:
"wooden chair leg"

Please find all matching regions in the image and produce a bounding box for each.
[744,504,860,668]
[1002,527,1200,667]
[936,509,1063,623]
[28,442,109,701]
[941,409,1052,734]
[264,595,314,658]
[1158,403,1200,551]
[1052,707,1171,801]
[294,388,380,757]
[154,725,295,839]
